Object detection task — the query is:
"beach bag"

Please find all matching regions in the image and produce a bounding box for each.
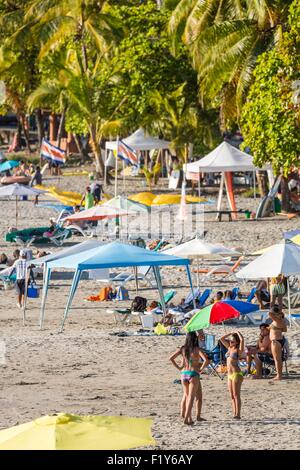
[131,296,147,312]
[154,323,168,335]
[27,282,40,298]
[116,286,129,301]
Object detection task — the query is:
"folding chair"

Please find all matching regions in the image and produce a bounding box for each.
[197,288,212,307]
[246,287,257,303]
[201,339,227,380]
[231,287,240,300]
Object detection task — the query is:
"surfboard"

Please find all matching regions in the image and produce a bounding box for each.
[224,171,238,220]
[256,175,282,219]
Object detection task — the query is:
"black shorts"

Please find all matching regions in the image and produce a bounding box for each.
[258,353,273,365]
[16,279,25,295]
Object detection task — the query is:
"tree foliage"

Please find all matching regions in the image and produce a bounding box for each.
[241,0,300,176]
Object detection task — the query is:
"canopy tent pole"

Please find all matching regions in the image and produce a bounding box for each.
[253,171,256,201]
[134,266,138,295]
[198,173,201,197]
[216,173,224,221]
[114,136,119,197]
[104,148,108,186]
[196,258,200,289]
[60,269,82,332]
[287,278,292,329]
[185,265,196,309]
[15,196,18,227]
[22,267,31,326]
[39,266,52,330]
[153,266,166,319]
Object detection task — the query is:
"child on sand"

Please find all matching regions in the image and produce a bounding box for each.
[170,332,209,425]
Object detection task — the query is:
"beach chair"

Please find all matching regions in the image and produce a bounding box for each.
[283,289,300,309]
[231,287,240,300]
[111,265,155,289]
[246,287,257,303]
[197,288,212,307]
[49,228,72,246]
[289,313,300,328]
[204,341,227,380]
[194,256,244,281]
[258,338,289,377]
[244,309,269,326]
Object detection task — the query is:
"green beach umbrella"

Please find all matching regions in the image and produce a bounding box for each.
[185,302,240,332]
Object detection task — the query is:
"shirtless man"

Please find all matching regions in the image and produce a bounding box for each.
[246,323,272,378]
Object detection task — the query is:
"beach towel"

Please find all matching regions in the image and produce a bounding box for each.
[86,286,113,302]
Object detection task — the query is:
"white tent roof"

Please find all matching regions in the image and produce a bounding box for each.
[32,240,103,266]
[105,128,170,151]
[185,141,261,173]
[237,240,300,279]
[163,238,241,259]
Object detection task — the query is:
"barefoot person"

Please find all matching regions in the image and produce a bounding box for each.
[10,250,28,308]
[170,332,209,424]
[220,331,244,419]
[268,307,287,380]
[245,323,272,378]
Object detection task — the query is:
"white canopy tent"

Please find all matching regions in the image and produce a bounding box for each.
[164,238,241,286]
[237,239,300,325]
[184,141,268,218]
[105,128,170,151]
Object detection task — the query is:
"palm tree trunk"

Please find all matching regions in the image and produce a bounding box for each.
[90,127,104,177]
[281,176,291,213]
[57,109,66,148]
[35,109,44,147]
[74,134,89,161]
[256,170,268,197]
[20,113,32,153]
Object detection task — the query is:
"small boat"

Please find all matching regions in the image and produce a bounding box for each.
[0,175,31,185]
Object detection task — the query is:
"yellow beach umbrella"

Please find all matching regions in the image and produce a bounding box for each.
[129,192,207,207]
[252,235,300,255]
[129,192,156,206]
[0,413,155,450]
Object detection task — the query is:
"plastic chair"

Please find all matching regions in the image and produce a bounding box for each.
[197,289,212,307]
[246,287,257,303]
[231,287,240,300]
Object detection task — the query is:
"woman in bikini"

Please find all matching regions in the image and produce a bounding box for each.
[268,308,287,380]
[220,331,244,419]
[170,332,209,425]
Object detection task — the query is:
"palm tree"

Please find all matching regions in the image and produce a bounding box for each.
[167,0,292,127]
[27,49,125,176]
[21,0,122,70]
[145,84,220,159]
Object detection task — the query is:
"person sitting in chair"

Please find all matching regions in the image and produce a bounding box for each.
[255,279,270,309]
[245,323,272,378]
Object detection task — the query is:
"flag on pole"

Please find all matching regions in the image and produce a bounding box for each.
[116,140,138,167]
[41,139,66,165]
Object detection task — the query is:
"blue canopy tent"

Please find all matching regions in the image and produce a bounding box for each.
[40,241,193,331]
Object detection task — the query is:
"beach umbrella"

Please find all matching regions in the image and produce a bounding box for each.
[103,195,149,213]
[0,413,155,450]
[128,192,208,207]
[0,160,20,173]
[222,299,259,314]
[0,183,45,226]
[164,238,241,287]
[185,302,240,332]
[63,205,132,222]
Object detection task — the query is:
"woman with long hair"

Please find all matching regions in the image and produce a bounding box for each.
[220,331,244,419]
[170,332,209,425]
[268,308,287,380]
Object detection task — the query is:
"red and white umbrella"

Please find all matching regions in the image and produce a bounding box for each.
[63,205,132,222]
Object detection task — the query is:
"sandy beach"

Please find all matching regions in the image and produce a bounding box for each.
[1,173,300,450]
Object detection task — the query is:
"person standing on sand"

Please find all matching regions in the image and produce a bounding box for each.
[80,186,94,210]
[268,307,288,380]
[10,250,28,308]
[170,332,209,425]
[220,331,244,419]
